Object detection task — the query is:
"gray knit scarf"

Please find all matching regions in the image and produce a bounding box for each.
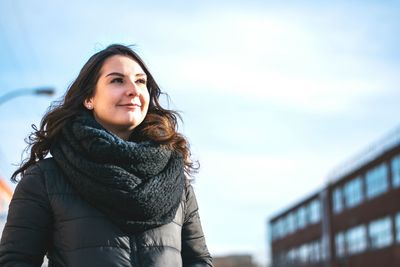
[50,112,185,233]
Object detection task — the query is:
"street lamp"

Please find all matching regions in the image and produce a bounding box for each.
[0,86,55,198]
[0,86,55,105]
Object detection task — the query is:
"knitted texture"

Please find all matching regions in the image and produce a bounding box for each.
[50,112,185,233]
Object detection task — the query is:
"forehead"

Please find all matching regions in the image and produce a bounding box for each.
[100,55,145,75]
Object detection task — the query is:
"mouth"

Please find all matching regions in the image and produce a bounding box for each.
[118,103,141,107]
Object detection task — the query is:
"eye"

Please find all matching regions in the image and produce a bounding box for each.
[136,78,147,85]
[111,77,124,84]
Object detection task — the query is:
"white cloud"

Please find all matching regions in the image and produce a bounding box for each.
[148,9,399,114]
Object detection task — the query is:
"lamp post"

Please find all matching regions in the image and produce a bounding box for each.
[0,86,55,190]
[0,87,55,209]
[0,86,55,105]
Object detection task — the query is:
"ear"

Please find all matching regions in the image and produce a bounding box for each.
[83,98,94,110]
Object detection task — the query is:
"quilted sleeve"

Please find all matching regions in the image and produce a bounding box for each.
[0,164,52,267]
[181,183,213,267]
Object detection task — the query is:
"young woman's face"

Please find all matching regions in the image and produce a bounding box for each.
[85,55,150,140]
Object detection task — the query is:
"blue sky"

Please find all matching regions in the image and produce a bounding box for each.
[0,1,400,265]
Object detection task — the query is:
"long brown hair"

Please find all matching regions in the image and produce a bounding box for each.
[12,44,198,182]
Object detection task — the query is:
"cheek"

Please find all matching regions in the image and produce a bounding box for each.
[142,91,150,108]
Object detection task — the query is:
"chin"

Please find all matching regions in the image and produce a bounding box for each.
[125,118,145,129]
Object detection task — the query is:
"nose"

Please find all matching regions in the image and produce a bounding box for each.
[126,79,139,96]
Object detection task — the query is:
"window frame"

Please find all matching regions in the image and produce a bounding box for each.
[343,176,364,209]
[365,163,389,199]
[368,216,393,249]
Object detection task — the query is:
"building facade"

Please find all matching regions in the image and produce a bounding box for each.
[269,127,400,267]
[213,254,259,267]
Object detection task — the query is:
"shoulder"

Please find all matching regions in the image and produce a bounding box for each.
[185,179,194,195]
[25,158,64,181]
[21,158,60,177]
[183,179,200,221]
[16,158,62,194]
[183,178,195,202]
[34,158,62,175]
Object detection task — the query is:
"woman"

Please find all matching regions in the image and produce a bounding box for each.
[0,44,213,267]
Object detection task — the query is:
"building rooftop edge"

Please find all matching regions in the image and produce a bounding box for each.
[268,123,400,223]
[327,124,400,183]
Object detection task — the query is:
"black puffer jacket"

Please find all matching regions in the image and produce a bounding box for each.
[0,158,213,267]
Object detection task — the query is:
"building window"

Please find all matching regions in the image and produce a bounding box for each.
[335,232,345,258]
[298,244,308,263]
[287,248,297,265]
[308,199,321,224]
[276,252,285,267]
[296,206,307,229]
[320,237,328,261]
[286,212,296,234]
[332,187,343,214]
[291,212,298,233]
[270,221,278,240]
[346,225,367,255]
[344,176,363,208]
[392,155,400,188]
[277,218,285,239]
[366,163,389,199]
[276,219,282,239]
[280,239,323,266]
[272,219,282,240]
[309,240,321,263]
[368,216,393,249]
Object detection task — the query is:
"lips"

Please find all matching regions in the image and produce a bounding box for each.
[118,103,141,107]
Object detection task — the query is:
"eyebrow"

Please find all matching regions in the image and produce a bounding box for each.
[105,72,147,78]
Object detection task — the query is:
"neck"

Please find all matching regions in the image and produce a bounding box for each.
[111,129,132,141]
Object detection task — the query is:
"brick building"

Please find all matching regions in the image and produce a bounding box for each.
[213,254,259,267]
[269,126,400,267]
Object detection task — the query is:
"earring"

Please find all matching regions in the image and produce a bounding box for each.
[86,104,93,110]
